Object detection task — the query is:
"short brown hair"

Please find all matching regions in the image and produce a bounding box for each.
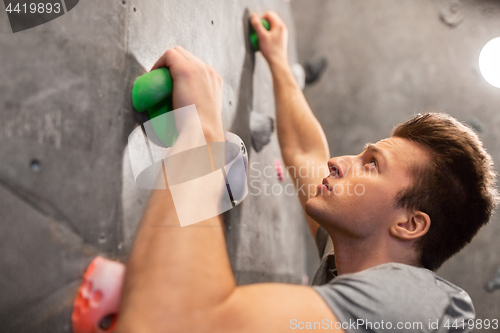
[392,113,498,271]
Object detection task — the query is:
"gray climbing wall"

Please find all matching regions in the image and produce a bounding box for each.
[0,0,318,332]
[292,0,500,322]
[3,0,499,331]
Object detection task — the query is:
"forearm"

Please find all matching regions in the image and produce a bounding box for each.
[118,133,236,332]
[270,60,330,165]
[250,12,329,239]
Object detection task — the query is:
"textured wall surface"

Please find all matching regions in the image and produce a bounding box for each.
[2,0,500,331]
[0,1,317,332]
[292,0,500,322]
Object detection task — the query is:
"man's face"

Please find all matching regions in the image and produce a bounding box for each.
[305,136,430,239]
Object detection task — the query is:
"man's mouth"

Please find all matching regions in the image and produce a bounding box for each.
[322,178,332,191]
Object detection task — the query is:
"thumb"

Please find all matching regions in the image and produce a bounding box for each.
[250,13,268,38]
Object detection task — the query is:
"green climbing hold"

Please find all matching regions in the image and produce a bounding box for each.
[132,68,173,113]
[131,68,176,147]
[148,102,178,148]
[250,18,270,51]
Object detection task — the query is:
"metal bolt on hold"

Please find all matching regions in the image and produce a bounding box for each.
[99,314,117,331]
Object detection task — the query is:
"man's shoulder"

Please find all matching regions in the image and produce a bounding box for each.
[344,262,456,286]
[347,262,468,294]
[330,262,472,304]
[312,263,475,332]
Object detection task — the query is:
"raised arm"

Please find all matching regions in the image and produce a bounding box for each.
[117,46,343,333]
[250,12,330,239]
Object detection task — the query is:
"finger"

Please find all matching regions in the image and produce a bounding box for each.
[250,13,269,37]
[262,11,284,28]
[151,50,169,71]
[150,55,165,71]
[151,48,187,71]
[174,46,203,63]
[151,49,187,70]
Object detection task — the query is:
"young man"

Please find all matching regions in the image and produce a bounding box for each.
[117,12,498,333]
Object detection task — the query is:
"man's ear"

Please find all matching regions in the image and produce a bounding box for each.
[390,211,431,241]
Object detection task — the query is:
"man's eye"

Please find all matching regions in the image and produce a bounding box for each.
[366,158,378,169]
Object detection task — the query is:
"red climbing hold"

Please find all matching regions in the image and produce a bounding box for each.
[72,256,125,333]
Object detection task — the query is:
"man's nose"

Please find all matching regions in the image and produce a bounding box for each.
[327,155,357,178]
[327,157,344,178]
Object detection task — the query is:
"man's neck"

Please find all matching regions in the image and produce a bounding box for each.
[329,231,419,276]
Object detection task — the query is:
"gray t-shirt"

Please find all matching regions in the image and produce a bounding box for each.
[311,227,475,333]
